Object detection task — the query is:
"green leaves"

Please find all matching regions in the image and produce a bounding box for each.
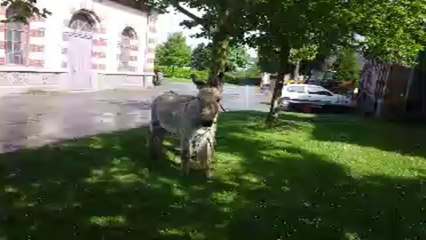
[155,32,192,68]
[191,43,250,71]
[191,43,211,71]
[333,48,362,82]
[289,45,318,65]
[1,0,51,24]
[227,45,250,71]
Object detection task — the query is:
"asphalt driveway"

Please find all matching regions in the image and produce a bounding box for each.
[0,82,271,153]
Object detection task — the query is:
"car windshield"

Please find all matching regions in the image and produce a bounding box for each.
[287,86,305,93]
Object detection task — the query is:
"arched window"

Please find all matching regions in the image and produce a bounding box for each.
[5,6,26,64]
[119,27,137,71]
[69,10,97,33]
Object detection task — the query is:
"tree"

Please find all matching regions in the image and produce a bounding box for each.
[227,45,250,71]
[333,48,361,82]
[191,43,250,71]
[289,45,318,79]
[1,0,51,23]
[245,0,426,122]
[147,0,253,81]
[155,32,192,68]
[257,46,279,73]
[191,43,211,70]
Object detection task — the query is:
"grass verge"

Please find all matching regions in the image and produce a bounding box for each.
[0,112,425,239]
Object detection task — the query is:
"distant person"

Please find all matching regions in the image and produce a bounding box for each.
[260,72,271,90]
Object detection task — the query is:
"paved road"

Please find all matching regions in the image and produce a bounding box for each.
[0,82,271,153]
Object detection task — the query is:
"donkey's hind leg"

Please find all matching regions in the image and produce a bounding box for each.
[148,121,167,160]
[199,138,214,179]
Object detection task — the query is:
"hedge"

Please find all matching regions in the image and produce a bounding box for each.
[155,66,260,85]
[155,66,208,80]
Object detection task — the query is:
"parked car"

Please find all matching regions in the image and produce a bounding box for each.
[279,84,355,113]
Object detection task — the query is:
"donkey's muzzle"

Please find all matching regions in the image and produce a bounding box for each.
[201,120,214,127]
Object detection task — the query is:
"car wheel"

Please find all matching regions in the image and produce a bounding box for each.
[280,98,290,111]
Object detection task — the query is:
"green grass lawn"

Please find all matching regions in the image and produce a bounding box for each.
[0,112,425,240]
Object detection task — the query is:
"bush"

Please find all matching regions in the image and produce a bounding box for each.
[155,66,261,85]
[224,73,240,85]
[156,66,208,80]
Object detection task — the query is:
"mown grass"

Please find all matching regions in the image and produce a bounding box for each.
[0,112,425,240]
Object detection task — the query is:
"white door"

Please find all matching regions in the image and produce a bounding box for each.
[67,33,93,90]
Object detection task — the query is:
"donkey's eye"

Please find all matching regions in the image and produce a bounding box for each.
[217,98,221,102]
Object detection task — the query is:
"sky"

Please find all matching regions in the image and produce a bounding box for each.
[156,7,257,57]
[156,7,209,48]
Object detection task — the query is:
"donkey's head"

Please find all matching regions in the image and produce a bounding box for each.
[192,73,224,127]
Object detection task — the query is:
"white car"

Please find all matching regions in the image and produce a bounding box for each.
[280,84,355,112]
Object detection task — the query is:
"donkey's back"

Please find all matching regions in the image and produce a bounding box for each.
[151,92,196,135]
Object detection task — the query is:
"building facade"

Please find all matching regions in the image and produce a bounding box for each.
[0,0,158,95]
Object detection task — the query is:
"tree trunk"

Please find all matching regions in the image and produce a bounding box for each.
[208,8,234,80]
[210,29,230,78]
[266,45,291,123]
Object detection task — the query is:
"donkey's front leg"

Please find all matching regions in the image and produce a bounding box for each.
[204,137,215,179]
[180,137,191,176]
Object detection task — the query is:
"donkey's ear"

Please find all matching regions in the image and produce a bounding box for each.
[211,72,225,90]
[191,73,206,89]
[191,74,198,82]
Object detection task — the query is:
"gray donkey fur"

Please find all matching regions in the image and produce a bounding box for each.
[149,73,224,177]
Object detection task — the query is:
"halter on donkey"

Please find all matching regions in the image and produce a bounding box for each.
[149,73,224,178]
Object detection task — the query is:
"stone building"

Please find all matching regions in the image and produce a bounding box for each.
[0,0,158,95]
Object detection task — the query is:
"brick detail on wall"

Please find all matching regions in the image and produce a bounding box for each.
[0,57,4,64]
[95,27,107,34]
[29,44,44,52]
[28,59,44,67]
[92,63,106,70]
[144,14,158,73]
[29,28,45,37]
[93,38,107,46]
[147,47,155,53]
[0,41,4,49]
[30,15,46,22]
[92,52,106,58]
[148,38,156,44]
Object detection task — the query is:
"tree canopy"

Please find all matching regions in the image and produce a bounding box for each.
[243,0,426,122]
[227,45,250,71]
[155,32,192,68]
[1,0,50,23]
[191,43,211,71]
[191,43,250,71]
[147,0,254,77]
[333,48,362,83]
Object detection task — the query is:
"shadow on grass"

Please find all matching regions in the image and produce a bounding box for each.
[0,111,424,239]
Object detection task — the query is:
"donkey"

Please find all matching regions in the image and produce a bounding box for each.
[149,73,224,177]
